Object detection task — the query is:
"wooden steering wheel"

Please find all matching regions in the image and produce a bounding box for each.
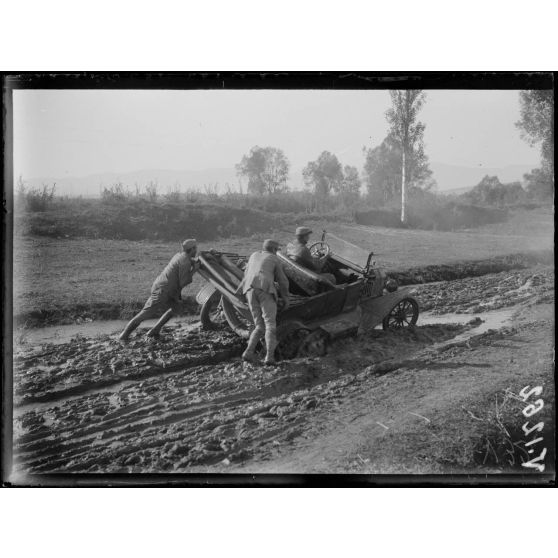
[309,241,331,260]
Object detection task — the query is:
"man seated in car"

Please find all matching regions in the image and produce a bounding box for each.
[285,226,336,284]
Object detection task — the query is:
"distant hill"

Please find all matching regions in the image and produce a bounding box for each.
[20,162,538,197]
[438,185,476,197]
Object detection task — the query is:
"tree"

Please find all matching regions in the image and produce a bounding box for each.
[236,146,290,195]
[302,151,343,211]
[516,90,554,172]
[363,135,434,206]
[516,90,554,198]
[339,165,361,207]
[385,90,430,222]
[462,175,528,207]
[523,167,553,200]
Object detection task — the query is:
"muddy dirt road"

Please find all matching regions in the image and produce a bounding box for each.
[10,265,555,477]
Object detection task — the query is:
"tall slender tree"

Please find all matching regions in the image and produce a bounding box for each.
[363,135,434,206]
[385,90,428,223]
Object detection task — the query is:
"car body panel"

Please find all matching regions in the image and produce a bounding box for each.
[197,247,419,339]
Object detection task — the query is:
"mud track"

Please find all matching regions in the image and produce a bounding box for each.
[14,250,553,328]
[11,265,554,475]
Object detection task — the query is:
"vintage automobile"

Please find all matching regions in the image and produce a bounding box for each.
[195,234,419,359]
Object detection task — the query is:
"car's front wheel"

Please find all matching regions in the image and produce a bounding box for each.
[382,297,419,330]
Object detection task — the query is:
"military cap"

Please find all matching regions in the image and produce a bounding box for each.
[262,239,280,251]
[182,238,197,251]
[295,226,313,236]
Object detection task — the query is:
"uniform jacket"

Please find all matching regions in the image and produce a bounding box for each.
[285,240,318,271]
[239,250,290,301]
[151,252,195,297]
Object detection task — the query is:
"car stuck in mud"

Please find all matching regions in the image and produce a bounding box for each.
[195,235,420,361]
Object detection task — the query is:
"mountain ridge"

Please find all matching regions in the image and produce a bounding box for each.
[20,162,538,197]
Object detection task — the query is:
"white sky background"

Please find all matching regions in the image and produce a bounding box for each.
[14,89,540,183]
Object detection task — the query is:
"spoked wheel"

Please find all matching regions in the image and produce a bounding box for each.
[297,328,329,358]
[221,297,253,339]
[382,297,419,330]
[274,322,330,360]
[200,291,225,330]
[275,326,311,360]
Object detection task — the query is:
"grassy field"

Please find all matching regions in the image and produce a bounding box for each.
[12,207,553,326]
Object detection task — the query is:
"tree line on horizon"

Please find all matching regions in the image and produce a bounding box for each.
[234,88,553,220]
[16,89,553,215]
[235,90,435,221]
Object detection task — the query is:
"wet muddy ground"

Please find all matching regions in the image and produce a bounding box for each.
[10,265,555,476]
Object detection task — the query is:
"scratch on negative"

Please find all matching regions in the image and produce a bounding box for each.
[376,422,389,430]
[408,412,431,423]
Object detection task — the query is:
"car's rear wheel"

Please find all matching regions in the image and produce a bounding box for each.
[382,297,419,330]
[275,325,311,360]
[200,291,225,330]
[274,322,330,360]
[297,328,329,357]
[221,297,253,339]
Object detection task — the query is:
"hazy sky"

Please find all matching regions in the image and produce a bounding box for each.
[13,89,540,179]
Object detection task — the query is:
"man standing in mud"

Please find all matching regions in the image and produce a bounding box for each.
[119,239,199,341]
[240,239,290,366]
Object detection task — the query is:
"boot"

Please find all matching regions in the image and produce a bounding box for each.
[242,351,258,363]
[243,328,262,362]
[264,330,277,365]
[145,309,174,338]
[119,321,138,341]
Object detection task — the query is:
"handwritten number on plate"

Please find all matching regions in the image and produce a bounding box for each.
[522,399,544,418]
[522,448,547,472]
[522,421,544,436]
[519,385,543,401]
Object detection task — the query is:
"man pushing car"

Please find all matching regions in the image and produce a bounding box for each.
[238,239,290,366]
[119,238,199,341]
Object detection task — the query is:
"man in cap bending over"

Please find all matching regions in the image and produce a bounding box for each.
[240,239,290,366]
[119,239,199,341]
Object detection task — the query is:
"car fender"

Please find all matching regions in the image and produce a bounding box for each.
[359,287,418,330]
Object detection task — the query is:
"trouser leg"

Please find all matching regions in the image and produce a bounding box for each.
[119,308,154,340]
[320,273,336,285]
[146,308,174,336]
[244,290,265,356]
[260,292,278,361]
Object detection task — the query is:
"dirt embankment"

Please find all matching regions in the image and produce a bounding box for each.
[412,264,554,314]
[11,265,555,476]
[15,201,287,242]
[388,250,553,285]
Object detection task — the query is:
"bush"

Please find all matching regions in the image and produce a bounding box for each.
[101,183,129,203]
[17,180,57,212]
[460,176,529,207]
